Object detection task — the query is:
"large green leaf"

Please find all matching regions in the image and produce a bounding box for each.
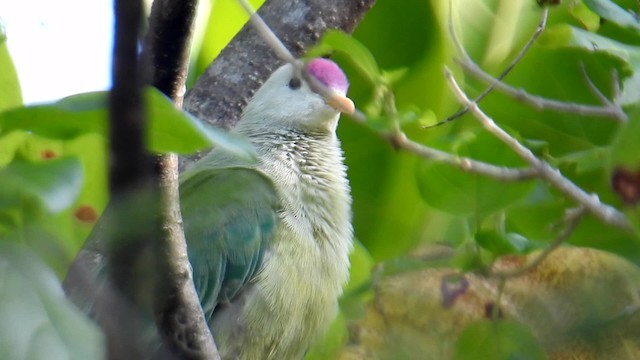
[416,131,535,216]
[583,0,640,36]
[540,23,640,105]
[0,27,22,111]
[0,157,82,213]
[194,0,265,79]
[0,89,255,158]
[0,131,107,274]
[451,0,542,71]
[453,320,547,360]
[305,312,347,360]
[0,92,107,139]
[0,242,104,359]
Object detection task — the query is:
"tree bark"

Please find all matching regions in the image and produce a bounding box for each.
[183,0,376,148]
[143,0,221,358]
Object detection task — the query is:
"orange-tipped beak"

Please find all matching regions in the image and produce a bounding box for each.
[326,92,355,115]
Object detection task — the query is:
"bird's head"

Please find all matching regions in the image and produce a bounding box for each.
[239,58,354,134]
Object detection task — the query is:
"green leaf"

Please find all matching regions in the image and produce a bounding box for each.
[0,131,28,166]
[194,0,265,79]
[415,131,535,216]
[583,0,640,36]
[0,89,256,157]
[568,1,601,32]
[539,24,639,105]
[307,30,381,84]
[610,106,640,169]
[0,157,82,213]
[0,27,22,111]
[540,24,640,67]
[144,88,255,158]
[557,147,610,174]
[0,92,107,139]
[450,241,487,272]
[453,320,547,360]
[476,230,532,256]
[0,242,104,359]
[505,191,568,242]
[305,312,347,360]
[344,239,374,294]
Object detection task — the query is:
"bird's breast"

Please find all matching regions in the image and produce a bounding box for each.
[236,133,353,357]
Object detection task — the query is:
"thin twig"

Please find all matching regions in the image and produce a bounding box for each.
[447,3,626,123]
[457,57,627,122]
[390,131,538,181]
[488,207,586,279]
[234,0,348,110]
[349,100,537,181]
[430,6,550,128]
[579,63,627,121]
[235,0,297,65]
[183,0,376,164]
[445,67,630,230]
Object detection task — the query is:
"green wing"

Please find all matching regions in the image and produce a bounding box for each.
[179,166,279,321]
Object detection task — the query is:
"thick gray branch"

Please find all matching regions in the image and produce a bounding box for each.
[184,0,376,131]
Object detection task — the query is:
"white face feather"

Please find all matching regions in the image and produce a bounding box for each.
[236,62,348,134]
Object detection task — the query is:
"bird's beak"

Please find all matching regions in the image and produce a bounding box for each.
[326,92,355,115]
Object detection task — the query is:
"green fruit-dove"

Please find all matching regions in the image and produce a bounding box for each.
[180,58,354,359]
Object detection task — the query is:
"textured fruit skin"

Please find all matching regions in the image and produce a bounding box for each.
[339,247,640,360]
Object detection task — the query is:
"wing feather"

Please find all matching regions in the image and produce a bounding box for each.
[179,167,278,320]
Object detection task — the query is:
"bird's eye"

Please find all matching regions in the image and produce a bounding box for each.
[288,77,302,90]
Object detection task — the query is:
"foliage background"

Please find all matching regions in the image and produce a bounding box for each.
[2,0,640,359]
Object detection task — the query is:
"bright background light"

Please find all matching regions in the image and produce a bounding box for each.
[0,0,114,104]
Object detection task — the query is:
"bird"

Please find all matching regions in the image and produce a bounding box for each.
[179,58,354,359]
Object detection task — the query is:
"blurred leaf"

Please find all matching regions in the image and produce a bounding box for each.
[305,312,347,360]
[478,47,624,157]
[583,0,640,36]
[476,230,532,256]
[307,30,381,84]
[0,131,28,166]
[451,241,487,272]
[0,131,107,273]
[0,92,106,139]
[452,0,542,71]
[0,242,104,359]
[144,89,256,158]
[506,190,568,241]
[568,1,601,32]
[540,24,639,69]
[610,106,640,169]
[0,27,22,111]
[344,240,374,294]
[557,147,610,174]
[569,215,640,262]
[453,320,547,360]
[0,157,82,213]
[0,89,255,157]
[416,131,535,215]
[195,0,265,77]
[539,24,639,105]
